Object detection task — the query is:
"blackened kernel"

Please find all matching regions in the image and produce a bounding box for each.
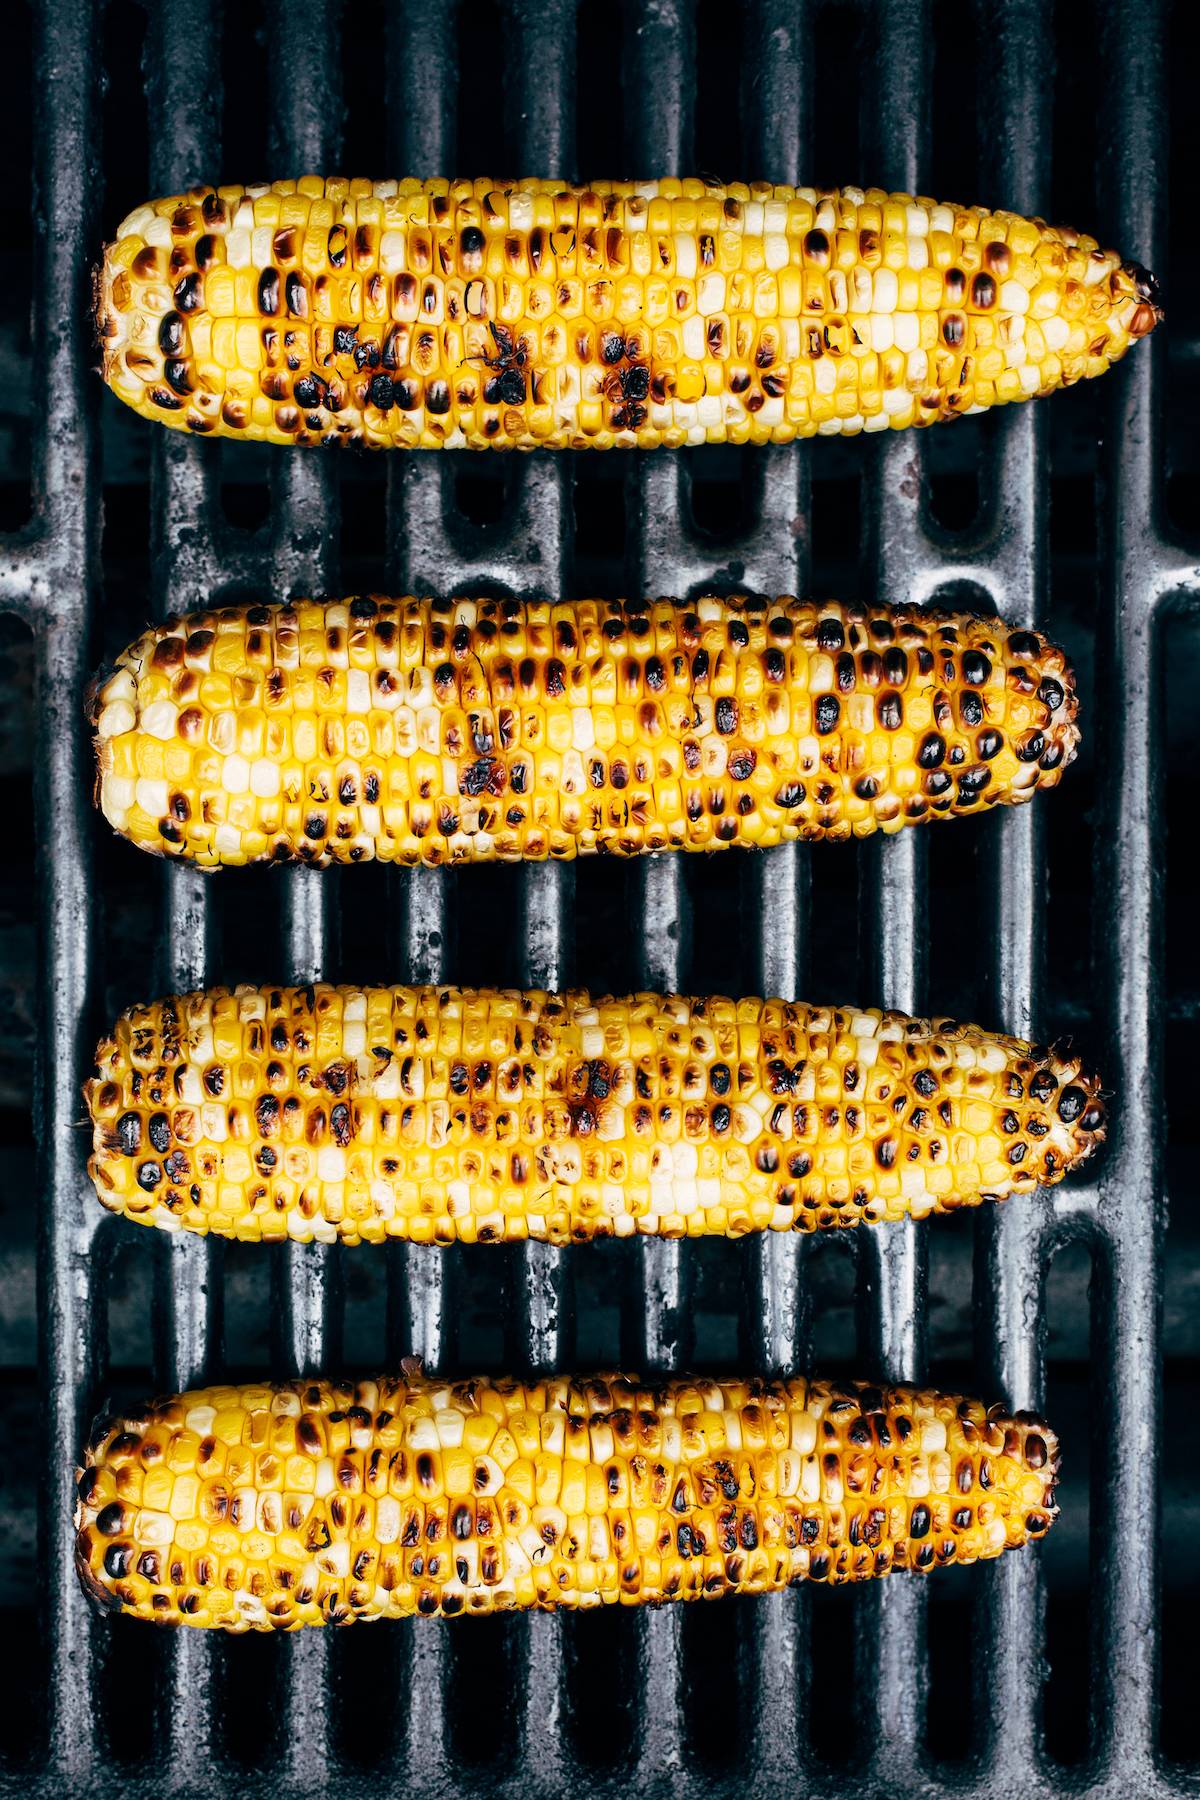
[854,776,879,801]
[137,1161,162,1191]
[728,750,756,781]
[115,1112,142,1156]
[918,732,946,769]
[960,691,984,728]
[962,649,992,685]
[977,728,1003,759]
[498,367,526,405]
[814,694,840,735]
[957,764,991,797]
[173,272,202,311]
[163,358,192,395]
[257,268,280,316]
[775,782,804,808]
[96,1503,125,1536]
[284,270,308,317]
[1057,1085,1086,1124]
[883,647,908,686]
[816,616,844,651]
[709,1064,731,1096]
[925,769,953,797]
[368,372,395,410]
[1038,677,1066,712]
[293,373,326,409]
[715,697,738,735]
[1017,731,1046,763]
[878,693,903,731]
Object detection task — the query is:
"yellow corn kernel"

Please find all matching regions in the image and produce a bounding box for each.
[95,180,1159,448]
[84,981,1105,1248]
[74,1370,1061,1630]
[90,596,1081,868]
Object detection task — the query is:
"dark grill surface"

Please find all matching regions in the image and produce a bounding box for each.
[1,0,1197,1794]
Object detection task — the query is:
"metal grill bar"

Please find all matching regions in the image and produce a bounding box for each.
[971,2,1056,1786]
[854,3,930,1781]
[1091,5,1193,1794]
[145,0,227,1773]
[623,7,696,1782]
[23,0,103,1789]
[734,4,812,1783]
[263,1,348,1777]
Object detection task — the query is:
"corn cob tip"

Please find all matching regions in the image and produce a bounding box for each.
[73,1372,1062,1629]
[1120,260,1164,336]
[1041,1038,1107,1176]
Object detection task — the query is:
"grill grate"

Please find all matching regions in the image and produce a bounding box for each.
[3,0,1198,1793]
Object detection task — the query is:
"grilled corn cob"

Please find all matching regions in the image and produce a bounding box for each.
[75,1370,1060,1629]
[95,179,1160,449]
[88,596,1079,866]
[85,984,1105,1246]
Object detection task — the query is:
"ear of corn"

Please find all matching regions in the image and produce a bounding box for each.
[88,596,1079,867]
[95,179,1161,449]
[74,1370,1061,1630]
[85,984,1105,1247]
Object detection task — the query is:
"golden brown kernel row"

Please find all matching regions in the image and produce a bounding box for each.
[75,1371,1060,1629]
[90,595,1079,867]
[85,984,1105,1246]
[96,178,1160,449]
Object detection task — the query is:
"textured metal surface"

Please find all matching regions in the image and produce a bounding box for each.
[3,0,1197,1794]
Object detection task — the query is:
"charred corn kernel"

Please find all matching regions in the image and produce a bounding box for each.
[89,596,1079,867]
[85,983,1106,1247]
[95,180,1160,449]
[75,1370,1061,1629]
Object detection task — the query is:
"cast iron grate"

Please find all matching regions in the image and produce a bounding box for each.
[1,0,1197,1794]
